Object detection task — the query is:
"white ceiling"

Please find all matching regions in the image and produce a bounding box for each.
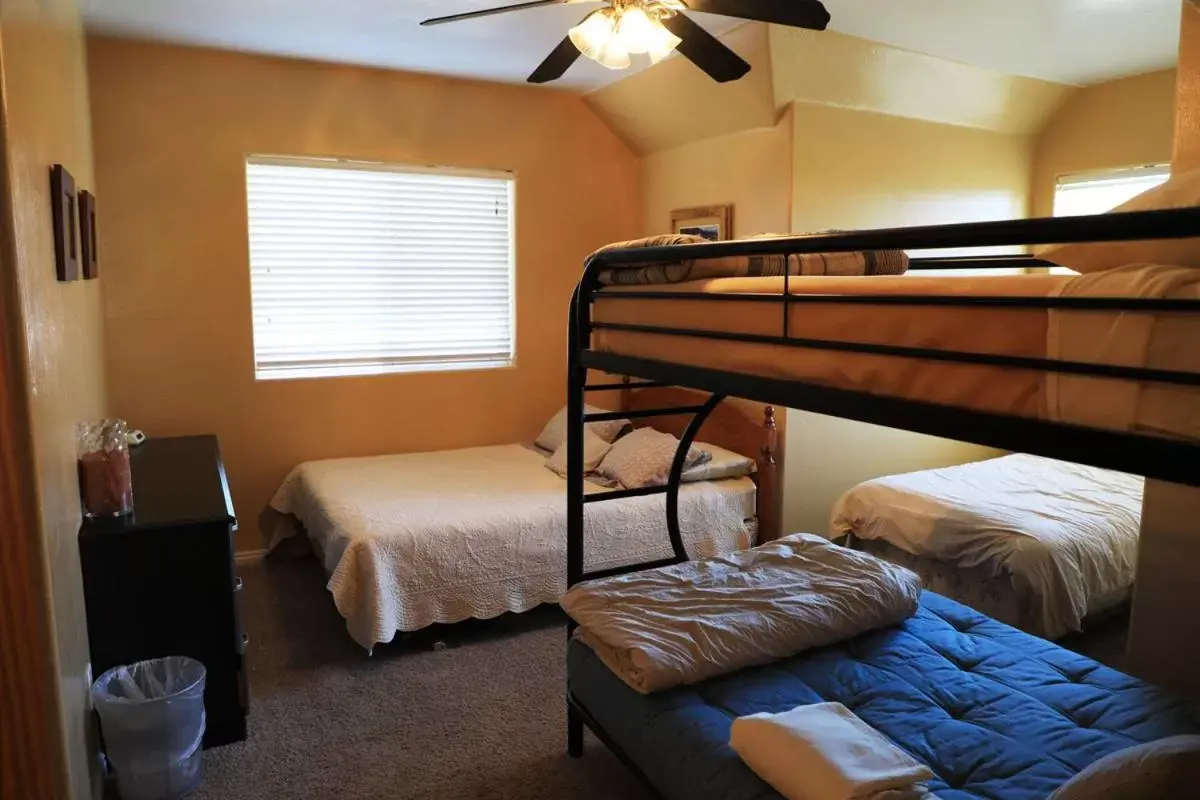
[821,0,1182,86]
[81,0,1183,91]
[78,0,743,91]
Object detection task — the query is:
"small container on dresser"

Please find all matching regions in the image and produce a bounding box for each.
[79,434,248,748]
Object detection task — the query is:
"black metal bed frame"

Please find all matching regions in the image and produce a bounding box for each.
[562,208,1200,786]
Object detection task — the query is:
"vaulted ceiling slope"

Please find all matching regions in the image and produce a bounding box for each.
[585,23,1080,155]
[81,0,1180,92]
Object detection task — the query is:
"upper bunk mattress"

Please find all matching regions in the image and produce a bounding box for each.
[568,591,1200,800]
[267,444,755,649]
[592,267,1200,441]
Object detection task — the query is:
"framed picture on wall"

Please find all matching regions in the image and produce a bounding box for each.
[671,205,733,241]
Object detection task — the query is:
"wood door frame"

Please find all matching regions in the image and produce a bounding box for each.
[0,50,69,799]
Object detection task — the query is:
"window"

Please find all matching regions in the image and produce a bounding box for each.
[1049,164,1170,275]
[1053,165,1170,218]
[245,157,515,380]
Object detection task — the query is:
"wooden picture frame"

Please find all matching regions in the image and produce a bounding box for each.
[79,190,98,279]
[50,165,79,282]
[671,204,733,242]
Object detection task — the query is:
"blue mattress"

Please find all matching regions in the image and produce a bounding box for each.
[568,591,1199,800]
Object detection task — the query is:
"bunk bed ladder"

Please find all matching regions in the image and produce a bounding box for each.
[565,282,728,757]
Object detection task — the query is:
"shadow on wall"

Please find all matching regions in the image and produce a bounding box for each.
[783,412,1003,537]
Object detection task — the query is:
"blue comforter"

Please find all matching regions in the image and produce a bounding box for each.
[568,591,1199,800]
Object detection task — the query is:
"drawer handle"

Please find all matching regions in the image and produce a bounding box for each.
[234,577,244,592]
[239,633,249,654]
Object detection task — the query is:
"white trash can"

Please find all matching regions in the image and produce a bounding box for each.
[93,656,207,800]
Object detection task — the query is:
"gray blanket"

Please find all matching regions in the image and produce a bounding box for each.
[562,533,921,694]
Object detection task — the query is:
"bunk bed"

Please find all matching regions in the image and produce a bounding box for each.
[561,209,1200,800]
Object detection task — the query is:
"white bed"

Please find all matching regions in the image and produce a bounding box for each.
[830,453,1144,640]
[267,443,756,650]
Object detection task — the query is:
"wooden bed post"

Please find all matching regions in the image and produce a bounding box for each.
[757,406,784,543]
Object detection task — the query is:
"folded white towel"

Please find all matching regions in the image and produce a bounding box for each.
[730,702,935,800]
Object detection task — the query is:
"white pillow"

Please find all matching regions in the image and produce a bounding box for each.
[1048,736,1200,800]
[1040,167,1200,273]
[545,429,612,478]
[596,428,710,490]
[683,442,757,483]
[535,404,631,453]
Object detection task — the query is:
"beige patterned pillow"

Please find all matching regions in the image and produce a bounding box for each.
[545,429,613,478]
[597,428,710,490]
[535,405,631,453]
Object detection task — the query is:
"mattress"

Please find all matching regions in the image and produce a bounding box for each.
[592,267,1200,442]
[832,454,1144,640]
[568,591,1200,800]
[853,540,1131,636]
[267,444,756,649]
[594,274,1073,418]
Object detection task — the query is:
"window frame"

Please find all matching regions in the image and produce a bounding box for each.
[244,155,517,382]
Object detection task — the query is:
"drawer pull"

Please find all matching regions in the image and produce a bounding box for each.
[238,633,249,654]
[234,577,244,592]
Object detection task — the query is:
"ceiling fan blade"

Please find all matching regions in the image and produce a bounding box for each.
[527,34,582,83]
[660,13,751,83]
[682,0,831,31]
[421,0,564,27]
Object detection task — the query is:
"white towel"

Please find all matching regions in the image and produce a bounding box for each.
[730,702,935,800]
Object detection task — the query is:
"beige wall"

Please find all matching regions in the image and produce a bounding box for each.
[86,37,640,551]
[640,106,792,238]
[771,26,1070,136]
[0,0,107,796]
[784,102,1024,535]
[792,102,1032,234]
[1030,70,1177,217]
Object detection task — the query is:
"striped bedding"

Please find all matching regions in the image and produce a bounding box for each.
[593,234,909,286]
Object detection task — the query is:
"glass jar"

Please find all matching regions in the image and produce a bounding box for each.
[77,419,134,518]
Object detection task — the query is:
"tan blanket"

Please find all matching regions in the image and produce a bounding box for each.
[1046,263,1200,442]
[593,234,909,286]
[561,533,921,694]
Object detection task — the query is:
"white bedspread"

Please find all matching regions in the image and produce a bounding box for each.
[831,454,1143,639]
[562,533,921,694]
[268,444,755,649]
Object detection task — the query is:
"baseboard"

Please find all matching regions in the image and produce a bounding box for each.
[235,548,268,565]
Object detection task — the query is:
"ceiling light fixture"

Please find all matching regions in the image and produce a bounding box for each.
[568,1,685,71]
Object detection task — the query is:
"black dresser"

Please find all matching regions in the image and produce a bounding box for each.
[80,435,248,748]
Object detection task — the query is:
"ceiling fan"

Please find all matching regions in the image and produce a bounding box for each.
[420,0,831,85]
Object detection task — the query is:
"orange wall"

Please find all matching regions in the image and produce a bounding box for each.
[1177,3,1200,171]
[86,37,640,550]
[1031,70,1177,217]
[1,0,107,796]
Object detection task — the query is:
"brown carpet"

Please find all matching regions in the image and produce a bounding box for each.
[192,555,652,800]
[187,555,1129,800]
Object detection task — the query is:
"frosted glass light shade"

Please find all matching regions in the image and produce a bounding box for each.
[618,5,681,63]
[569,10,631,70]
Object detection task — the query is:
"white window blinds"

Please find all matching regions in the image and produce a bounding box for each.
[245,157,515,380]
